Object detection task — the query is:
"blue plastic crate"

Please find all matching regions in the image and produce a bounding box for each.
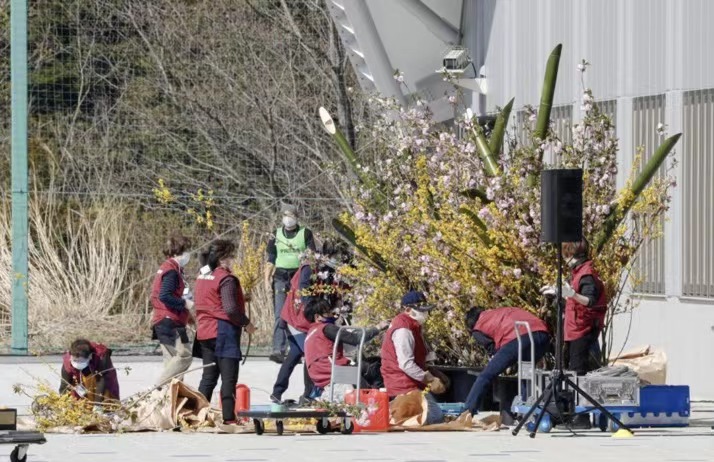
[637,385,690,416]
[613,385,690,429]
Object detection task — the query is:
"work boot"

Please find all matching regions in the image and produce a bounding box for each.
[269,353,284,364]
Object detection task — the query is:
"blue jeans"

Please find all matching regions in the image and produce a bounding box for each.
[464,331,550,414]
[272,276,290,355]
[271,331,313,400]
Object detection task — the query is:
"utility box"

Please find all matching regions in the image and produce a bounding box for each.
[577,376,640,406]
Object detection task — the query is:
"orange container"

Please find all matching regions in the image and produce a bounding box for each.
[344,389,390,432]
[235,384,251,412]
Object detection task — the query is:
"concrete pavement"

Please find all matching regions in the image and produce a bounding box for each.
[1,356,712,462]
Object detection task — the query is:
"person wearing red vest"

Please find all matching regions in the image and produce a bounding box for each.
[380,291,446,425]
[60,338,120,411]
[303,299,388,395]
[462,307,551,414]
[269,263,315,404]
[561,239,608,375]
[195,239,257,424]
[150,234,195,386]
[270,241,353,405]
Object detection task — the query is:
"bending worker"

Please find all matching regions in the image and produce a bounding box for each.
[380,291,447,425]
[271,241,348,405]
[303,299,389,398]
[150,234,195,386]
[463,306,550,415]
[264,204,316,364]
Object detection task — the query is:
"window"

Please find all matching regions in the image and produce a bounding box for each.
[632,95,666,295]
[682,89,714,298]
[595,100,617,126]
[550,105,573,144]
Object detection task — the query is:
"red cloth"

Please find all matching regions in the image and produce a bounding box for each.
[195,267,246,341]
[380,312,427,398]
[61,342,119,399]
[150,259,188,326]
[565,260,608,341]
[304,323,349,387]
[279,264,312,333]
[473,307,549,350]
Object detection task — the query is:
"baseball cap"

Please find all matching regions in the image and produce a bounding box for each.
[401,291,435,312]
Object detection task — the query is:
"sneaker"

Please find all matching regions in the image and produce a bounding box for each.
[223,420,238,425]
[269,353,284,364]
[297,396,314,407]
[270,394,282,404]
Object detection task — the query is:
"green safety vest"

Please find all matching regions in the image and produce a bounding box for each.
[274,227,306,270]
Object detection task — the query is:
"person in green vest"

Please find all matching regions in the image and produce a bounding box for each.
[264,204,316,363]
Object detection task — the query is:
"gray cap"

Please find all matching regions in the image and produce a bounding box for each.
[281,203,298,218]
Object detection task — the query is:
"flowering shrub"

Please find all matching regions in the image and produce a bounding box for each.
[332,57,678,366]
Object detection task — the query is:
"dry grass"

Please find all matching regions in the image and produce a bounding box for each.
[0,196,146,351]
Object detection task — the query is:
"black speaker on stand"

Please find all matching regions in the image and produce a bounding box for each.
[511,169,632,438]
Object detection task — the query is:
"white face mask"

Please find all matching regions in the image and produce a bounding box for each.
[176,252,191,267]
[409,309,428,325]
[71,358,90,370]
[282,216,297,230]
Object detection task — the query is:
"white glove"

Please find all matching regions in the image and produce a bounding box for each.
[539,285,556,296]
[426,351,437,362]
[561,282,576,298]
[182,287,193,301]
[185,299,195,311]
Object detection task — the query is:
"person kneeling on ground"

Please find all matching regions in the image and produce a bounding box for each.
[59,338,120,412]
[380,291,448,425]
[303,299,389,399]
[463,307,550,415]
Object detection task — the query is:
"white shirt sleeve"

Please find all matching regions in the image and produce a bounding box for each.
[392,328,427,382]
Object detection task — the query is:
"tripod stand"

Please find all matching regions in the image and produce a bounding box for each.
[511,245,633,438]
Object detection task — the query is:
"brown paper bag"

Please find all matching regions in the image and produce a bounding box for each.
[610,345,667,384]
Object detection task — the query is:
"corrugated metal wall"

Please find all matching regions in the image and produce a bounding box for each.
[632,95,667,295]
[682,89,714,298]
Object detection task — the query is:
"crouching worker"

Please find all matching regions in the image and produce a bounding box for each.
[380,291,447,425]
[59,339,120,411]
[463,307,550,415]
[304,299,388,399]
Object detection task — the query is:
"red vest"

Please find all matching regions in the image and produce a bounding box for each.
[280,264,312,333]
[380,312,428,398]
[565,260,608,341]
[473,307,549,350]
[61,342,120,399]
[150,259,189,326]
[194,267,246,341]
[304,323,349,387]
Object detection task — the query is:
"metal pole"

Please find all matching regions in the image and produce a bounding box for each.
[10,0,29,354]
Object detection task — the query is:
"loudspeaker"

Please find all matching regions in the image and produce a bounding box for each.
[540,169,583,243]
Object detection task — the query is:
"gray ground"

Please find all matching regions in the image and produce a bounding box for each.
[1,356,712,462]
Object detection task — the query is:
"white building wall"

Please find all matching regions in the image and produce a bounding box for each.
[465,0,714,399]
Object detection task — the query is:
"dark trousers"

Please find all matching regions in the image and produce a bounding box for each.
[568,330,602,375]
[272,272,294,355]
[272,331,314,400]
[198,339,240,422]
[465,331,550,414]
